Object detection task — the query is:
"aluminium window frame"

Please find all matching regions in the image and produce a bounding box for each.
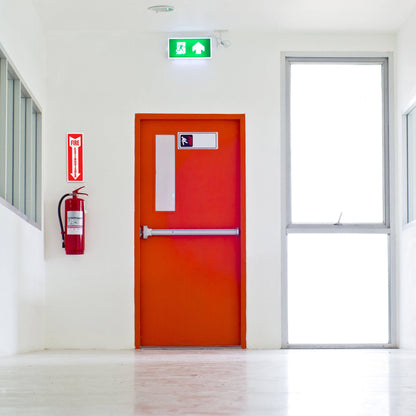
[281,52,397,349]
[0,42,42,229]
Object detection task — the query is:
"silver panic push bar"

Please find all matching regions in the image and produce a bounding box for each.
[141,225,239,239]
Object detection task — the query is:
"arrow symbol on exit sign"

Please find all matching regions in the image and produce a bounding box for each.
[192,42,205,55]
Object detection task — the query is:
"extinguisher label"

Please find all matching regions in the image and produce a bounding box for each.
[67,211,83,235]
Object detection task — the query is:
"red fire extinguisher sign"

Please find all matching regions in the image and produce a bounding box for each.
[67,133,84,182]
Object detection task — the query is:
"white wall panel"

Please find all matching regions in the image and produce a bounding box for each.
[44,31,395,349]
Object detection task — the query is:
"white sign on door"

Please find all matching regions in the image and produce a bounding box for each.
[178,132,218,149]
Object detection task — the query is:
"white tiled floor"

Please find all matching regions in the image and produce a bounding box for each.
[1,349,416,415]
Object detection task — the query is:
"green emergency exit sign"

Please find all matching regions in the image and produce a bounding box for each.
[169,38,212,59]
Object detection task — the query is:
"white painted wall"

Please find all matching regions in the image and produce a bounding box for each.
[0,0,46,104]
[397,9,416,350]
[0,0,46,355]
[44,31,395,349]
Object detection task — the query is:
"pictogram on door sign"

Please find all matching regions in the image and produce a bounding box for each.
[180,134,193,147]
[67,133,84,182]
[178,132,218,149]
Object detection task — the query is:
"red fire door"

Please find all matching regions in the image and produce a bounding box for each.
[135,114,246,348]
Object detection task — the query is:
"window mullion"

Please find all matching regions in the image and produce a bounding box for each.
[287,224,390,234]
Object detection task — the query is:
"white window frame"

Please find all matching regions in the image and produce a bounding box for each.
[281,52,397,348]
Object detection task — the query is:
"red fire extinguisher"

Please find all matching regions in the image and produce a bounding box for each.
[58,186,88,255]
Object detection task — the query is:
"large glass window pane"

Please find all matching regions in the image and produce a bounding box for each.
[35,113,41,224]
[12,80,21,210]
[290,63,384,224]
[287,233,389,344]
[20,95,27,214]
[29,108,37,222]
[24,99,35,221]
[407,107,416,223]
[6,75,14,204]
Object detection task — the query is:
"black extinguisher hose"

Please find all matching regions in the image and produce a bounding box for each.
[58,194,71,248]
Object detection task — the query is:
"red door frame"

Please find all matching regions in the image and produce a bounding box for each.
[134,114,246,349]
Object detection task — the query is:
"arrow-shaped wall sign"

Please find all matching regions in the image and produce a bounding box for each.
[67,133,84,182]
[168,38,212,59]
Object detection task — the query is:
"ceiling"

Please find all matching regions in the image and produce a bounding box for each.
[33,0,416,33]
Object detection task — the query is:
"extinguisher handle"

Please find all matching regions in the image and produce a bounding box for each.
[73,186,88,196]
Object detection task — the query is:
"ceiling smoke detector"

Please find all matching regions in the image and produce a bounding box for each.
[148,5,175,13]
